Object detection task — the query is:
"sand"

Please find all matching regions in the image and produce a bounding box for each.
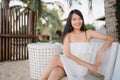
[0,60,103,80]
[0,60,34,80]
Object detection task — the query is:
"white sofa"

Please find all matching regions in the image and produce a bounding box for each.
[61,42,119,80]
[112,44,120,80]
[28,42,119,80]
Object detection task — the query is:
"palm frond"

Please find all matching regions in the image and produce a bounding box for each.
[75,0,82,5]
[54,1,64,13]
[88,0,92,10]
[65,0,81,7]
[44,1,64,13]
[33,0,43,17]
[20,0,43,17]
[68,0,73,7]
[42,10,62,27]
[65,0,92,11]
[44,2,54,5]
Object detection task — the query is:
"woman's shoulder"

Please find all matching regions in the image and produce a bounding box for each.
[64,33,71,40]
[85,29,96,40]
[66,32,73,37]
[86,29,93,32]
[65,33,70,37]
[86,29,95,34]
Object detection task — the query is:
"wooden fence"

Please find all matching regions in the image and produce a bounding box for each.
[0,7,36,61]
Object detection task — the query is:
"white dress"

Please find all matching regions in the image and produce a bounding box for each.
[60,42,91,80]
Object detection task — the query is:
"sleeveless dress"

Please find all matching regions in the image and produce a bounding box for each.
[60,42,91,80]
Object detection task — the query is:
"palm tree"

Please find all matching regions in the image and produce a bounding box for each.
[1,0,64,30]
[65,0,92,10]
[66,0,120,42]
[104,0,120,42]
[3,0,119,42]
[1,0,42,17]
[1,0,10,8]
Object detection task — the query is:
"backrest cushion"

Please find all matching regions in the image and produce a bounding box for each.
[89,42,119,80]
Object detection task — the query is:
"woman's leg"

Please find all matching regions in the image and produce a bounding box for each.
[48,66,66,80]
[39,55,65,80]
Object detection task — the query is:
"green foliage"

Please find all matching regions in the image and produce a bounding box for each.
[13,0,64,41]
[46,9,63,35]
[65,0,81,7]
[44,1,64,15]
[33,0,43,17]
[20,0,43,17]
[52,37,61,42]
[65,0,92,10]
[19,0,64,30]
[85,24,95,30]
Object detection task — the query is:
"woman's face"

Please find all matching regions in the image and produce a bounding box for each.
[71,13,83,30]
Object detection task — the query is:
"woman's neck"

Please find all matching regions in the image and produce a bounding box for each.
[73,29,82,34]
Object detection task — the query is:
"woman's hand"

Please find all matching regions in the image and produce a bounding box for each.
[88,64,98,73]
[95,53,103,67]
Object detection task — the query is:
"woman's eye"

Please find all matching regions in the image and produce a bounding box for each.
[73,18,76,20]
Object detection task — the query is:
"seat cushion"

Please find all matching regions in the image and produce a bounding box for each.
[60,71,104,80]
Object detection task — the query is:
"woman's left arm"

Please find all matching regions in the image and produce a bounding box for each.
[88,30,115,67]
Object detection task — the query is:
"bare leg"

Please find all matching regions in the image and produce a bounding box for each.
[39,55,65,80]
[48,66,66,80]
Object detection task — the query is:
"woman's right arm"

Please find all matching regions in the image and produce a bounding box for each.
[63,34,98,73]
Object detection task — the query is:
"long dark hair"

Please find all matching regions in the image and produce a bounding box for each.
[61,9,87,43]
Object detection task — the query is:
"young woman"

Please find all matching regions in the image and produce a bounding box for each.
[39,9,114,80]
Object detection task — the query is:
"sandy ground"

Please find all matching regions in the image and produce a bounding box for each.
[0,60,103,80]
[0,60,34,80]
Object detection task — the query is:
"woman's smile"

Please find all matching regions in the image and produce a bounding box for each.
[71,13,82,29]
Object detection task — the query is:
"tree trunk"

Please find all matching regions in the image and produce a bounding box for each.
[104,0,119,42]
[2,0,10,9]
[115,0,120,42]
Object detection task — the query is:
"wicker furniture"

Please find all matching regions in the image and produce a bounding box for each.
[28,42,62,79]
[28,42,120,80]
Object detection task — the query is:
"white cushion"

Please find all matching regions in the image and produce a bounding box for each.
[112,44,120,80]
[60,42,119,80]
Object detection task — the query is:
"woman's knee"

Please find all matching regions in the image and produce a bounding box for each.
[48,67,65,80]
[50,55,63,68]
[52,67,65,77]
[50,55,60,62]
[52,67,63,73]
